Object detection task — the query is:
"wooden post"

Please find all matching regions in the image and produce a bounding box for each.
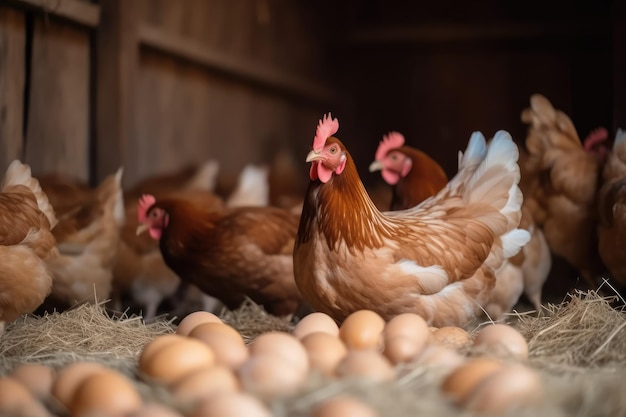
[95,0,137,184]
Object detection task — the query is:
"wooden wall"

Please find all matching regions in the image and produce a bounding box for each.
[0,0,333,187]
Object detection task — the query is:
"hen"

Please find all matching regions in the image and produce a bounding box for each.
[113,163,224,320]
[597,129,626,285]
[39,169,125,308]
[136,194,304,317]
[294,114,530,327]
[520,94,607,289]
[368,131,448,210]
[0,160,58,329]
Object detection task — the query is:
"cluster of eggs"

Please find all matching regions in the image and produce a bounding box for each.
[0,309,542,416]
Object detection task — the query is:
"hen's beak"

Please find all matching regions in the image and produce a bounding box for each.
[369,161,384,172]
[136,223,149,236]
[306,150,323,163]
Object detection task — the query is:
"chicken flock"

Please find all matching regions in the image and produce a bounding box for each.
[1,93,623,332]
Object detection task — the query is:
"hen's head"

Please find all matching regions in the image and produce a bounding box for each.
[583,127,609,162]
[136,194,169,240]
[369,131,412,185]
[306,113,346,183]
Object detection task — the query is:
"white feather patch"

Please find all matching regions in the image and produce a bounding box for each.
[396,260,449,294]
[501,228,531,258]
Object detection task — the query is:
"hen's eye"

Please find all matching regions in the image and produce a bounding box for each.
[329,146,337,154]
[391,155,398,160]
[150,211,158,218]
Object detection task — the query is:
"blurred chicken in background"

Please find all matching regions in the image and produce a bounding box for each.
[0,160,58,332]
[38,168,124,310]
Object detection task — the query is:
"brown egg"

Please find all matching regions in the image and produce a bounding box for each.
[238,354,308,398]
[249,331,309,373]
[384,313,429,341]
[128,402,185,417]
[141,338,215,384]
[335,350,395,382]
[465,364,543,412]
[10,363,55,399]
[440,357,505,405]
[433,326,471,350]
[311,395,380,417]
[188,322,244,344]
[414,344,465,368]
[138,334,187,371]
[188,330,249,369]
[293,312,340,339]
[339,310,385,350]
[176,311,223,336]
[473,324,529,360]
[171,365,240,405]
[191,392,271,417]
[383,335,424,364]
[51,361,108,408]
[0,377,51,417]
[70,369,143,417]
[301,332,348,376]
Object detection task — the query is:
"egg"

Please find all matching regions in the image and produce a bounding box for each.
[293,312,340,339]
[238,354,308,398]
[128,402,185,417]
[188,322,244,344]
[384,313,429,341]
[383,335,424,364]
[70,369,143,417]
[464,364,543,412]
[473,324,529,360]
[311,395,380,417]
[433,326,471,350]
[440,357,505,404]
[0,377,50,417]
[188,330,249,369]
[139,334,188,371]
[10,363,55,399]
[414,344,465,368]
[51,361,108,408]
[301,331,348,376]
[249,331,309,373]
[141,338,215,384]
[335,350,395,382]
[339,310,385,350]
[171,365,240,405]
[176,311,223,336]
[191,392,271,417]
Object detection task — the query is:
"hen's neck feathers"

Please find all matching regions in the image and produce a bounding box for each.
[298,138,395,252]
[392,146,448,210]
[156,198,219,240]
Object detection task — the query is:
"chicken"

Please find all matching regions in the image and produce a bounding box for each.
[113,163,224,320]
[369,131,549,317]
[294,114,530,327]
[368,131,448,210]
[136,193,304,317]
[0,160,58,329]
[520,94,607,289]
[226,164,270,208]
[598,129,626,285]
[39,169,125,308]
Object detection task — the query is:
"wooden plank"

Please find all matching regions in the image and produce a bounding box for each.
[25,16,90,181]
[0,6,25,174]
[95,0,138,184]
[345,21,609,44]
[614,1,626,131]
[5,0,100,28]
[137,23,336,104]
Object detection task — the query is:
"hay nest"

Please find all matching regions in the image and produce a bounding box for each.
[219,298,294,344]
[515,289,626,370]
[0,302,174,376]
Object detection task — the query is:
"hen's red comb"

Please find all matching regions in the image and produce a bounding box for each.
[313,113,339,152]
[375,131,405,161]
[137,194,156,222]
[584,127,608,151]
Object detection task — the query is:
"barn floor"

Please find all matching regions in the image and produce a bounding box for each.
[1,289,625,417]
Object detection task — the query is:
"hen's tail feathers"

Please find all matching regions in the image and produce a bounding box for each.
[185,159,220,192]
[615,129,626,150]
[1,160,58,229]
[96,167,125,227]
[226,164,270,208]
